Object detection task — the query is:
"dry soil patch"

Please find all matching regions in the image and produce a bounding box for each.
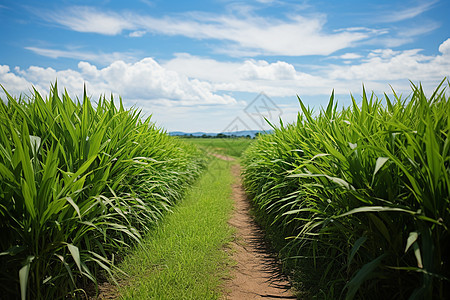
[223,163,295,299]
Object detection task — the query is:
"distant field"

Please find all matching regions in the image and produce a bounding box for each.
[184,138,254,158]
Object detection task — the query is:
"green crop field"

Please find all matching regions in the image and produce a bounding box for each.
[0,85,205,299]
[241,80,450,299]
[184,137,254,158]
[1,79,449,300]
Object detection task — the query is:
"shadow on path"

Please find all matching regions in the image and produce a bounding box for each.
[222,162,296,300]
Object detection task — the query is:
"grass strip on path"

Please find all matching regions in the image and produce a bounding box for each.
[117,158,235,299]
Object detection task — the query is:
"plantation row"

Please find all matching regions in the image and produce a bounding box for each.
[242,80,449,299]
[0,85,205,299]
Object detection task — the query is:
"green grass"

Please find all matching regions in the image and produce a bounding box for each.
[117,158,235,299]
[184,137,254,158]
[242,80,450,299]
[0,84,205,299]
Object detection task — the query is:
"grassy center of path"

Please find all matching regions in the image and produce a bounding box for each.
[116,158,235,299]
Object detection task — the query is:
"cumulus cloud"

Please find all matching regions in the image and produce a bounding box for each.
[239,60,296,80]
[163,53,242,83]
[163,39,450,96]
[164,54,336,97]
[43,6,373,56]
[439,38,450,55]
[328,45,450,83]
[0,66,34,95]
[3,39,450,110]
[0,58,237,106]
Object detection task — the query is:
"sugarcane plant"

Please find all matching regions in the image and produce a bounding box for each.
[0,84,205,299]
[242,79,449,299]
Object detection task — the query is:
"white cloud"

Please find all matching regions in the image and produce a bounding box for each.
[48,6,131,35]
[163,53,242,83]
[164,54,336,97]
[7,37,449,107]
[25,46,137,65]
[163,39,450,97]
[255,0,277,3]
[439,38,450,55]
[93,58,236,105]
[377,0,437,23]
[366,21,440,48]
[401,22,440,38]
[44,6,373,56]
[328,46,450,83]
[239,60,296,80]
[129,30,146,37]
[0,65,34,95]
[339,53,363,60]
[140,13,370,56]
[1,58,237,106]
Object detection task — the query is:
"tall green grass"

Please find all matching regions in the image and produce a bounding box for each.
[0,84,205,299]
[242,80,449,299]
[118,158,234,299]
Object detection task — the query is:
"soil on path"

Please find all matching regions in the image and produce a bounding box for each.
[223,163,296,299]
[209,153,236,161]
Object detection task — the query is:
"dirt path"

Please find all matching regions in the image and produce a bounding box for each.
[223,163,296,299]
[209,152,236,161]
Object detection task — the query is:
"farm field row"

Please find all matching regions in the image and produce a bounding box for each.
[0,86,205,299]
[241,80,450,299]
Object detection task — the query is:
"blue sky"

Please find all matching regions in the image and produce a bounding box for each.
[1,0,449,132]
